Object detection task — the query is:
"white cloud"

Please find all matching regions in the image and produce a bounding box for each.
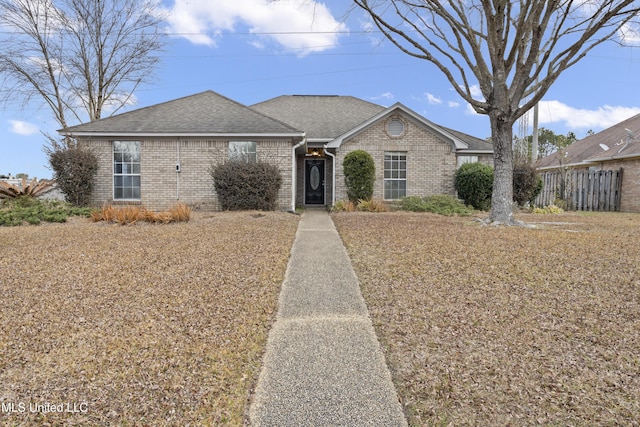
[538,101,640,130]
[164,0,347,55]
[425,92,442,105]
[448,101,460,108]
[370,92,394,102]
[9,120,39,136]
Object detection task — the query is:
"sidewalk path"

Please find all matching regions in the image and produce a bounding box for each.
[248,209,407,426]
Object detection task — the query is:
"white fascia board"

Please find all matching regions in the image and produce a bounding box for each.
[62,132,305,138]
[588,152,640,162]
[536,160,597,171]
[456,150,493,155]
[326,103,468,150]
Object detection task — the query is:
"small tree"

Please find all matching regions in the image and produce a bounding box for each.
[513,163,542,206]
[343,150,375,202]
[211,161,282,211]
[47,144,98,206]
[454,162,494,211]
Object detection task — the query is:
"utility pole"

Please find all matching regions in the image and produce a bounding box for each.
[532,102,539,161]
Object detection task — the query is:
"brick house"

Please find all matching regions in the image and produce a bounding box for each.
[62,90,493,211]
[536,113,640,212]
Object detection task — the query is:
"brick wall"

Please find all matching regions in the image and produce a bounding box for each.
[595,158,640,212]
[83,137,295,211]
[334,113,458,201]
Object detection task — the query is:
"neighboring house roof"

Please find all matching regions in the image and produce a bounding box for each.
[251,95,385,141]
[61,90,304,137]
[536,113,640,170]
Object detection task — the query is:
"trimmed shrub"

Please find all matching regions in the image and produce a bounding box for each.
[398,195,475,216]
[48,144,98,207]
[513,163,543,206]
[454,162,494,211]
[211,160,282,211]
[343,150,375,202]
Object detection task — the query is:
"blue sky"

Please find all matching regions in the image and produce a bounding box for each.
[2,0,640,179]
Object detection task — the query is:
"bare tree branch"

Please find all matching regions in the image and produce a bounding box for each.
[0,0,165,132]
[354,0,640,223]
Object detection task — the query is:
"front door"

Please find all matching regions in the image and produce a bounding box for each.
[305,159,325,205]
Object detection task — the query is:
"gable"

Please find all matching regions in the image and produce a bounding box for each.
[326,103,473,151]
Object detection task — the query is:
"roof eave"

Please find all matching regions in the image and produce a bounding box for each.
[61,131,306,138]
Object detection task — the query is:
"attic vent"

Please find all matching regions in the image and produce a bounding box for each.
[387,119,405,137]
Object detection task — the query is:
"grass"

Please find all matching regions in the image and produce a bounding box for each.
[0,211,299,426]
[333,211,640,426]
[0,197,91,226]
[90,203,192,224]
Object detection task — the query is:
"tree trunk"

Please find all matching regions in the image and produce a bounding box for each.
[489,112,515,224]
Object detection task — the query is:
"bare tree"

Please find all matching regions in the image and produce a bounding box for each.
[354,0,640,223]
[0,0,164,135]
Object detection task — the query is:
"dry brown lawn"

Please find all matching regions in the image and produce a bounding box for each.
[334,211,640,427]
[0,212,298,426]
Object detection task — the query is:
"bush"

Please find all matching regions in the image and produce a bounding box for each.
[398,195,475,216]
[343,150,375,202]
[454,162,494,211]
[48,144,98,206]
[0,197,91,226]
[513,163,543,206]
[331,199,387,212]
[90,203,192,224]
[211,160,282,211]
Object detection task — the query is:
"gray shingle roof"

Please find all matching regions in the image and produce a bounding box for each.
[536,113,640,169]
[251,95,385,140]
[440,126,493,152]
[62,90,302,135]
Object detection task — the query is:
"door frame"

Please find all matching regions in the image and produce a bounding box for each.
[304,158,326,205]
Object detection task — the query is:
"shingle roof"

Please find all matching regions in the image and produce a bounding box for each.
[440,126,493,152]
[62,90,303,136]
[251,95,385,140]
[536,113,640,169]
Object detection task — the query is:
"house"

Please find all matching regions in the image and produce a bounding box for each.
[61,90,493,211]
[536,113,640,212]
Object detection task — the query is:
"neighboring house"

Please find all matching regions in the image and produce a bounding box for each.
[536,113,640,212]
[61,90,493,211]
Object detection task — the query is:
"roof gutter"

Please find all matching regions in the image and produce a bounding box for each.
[323,144,336,208]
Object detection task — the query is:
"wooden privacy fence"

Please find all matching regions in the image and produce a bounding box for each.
[535,168,623,211]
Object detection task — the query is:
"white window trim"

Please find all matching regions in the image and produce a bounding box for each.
[384,151,407,200]
[113,140,141,201]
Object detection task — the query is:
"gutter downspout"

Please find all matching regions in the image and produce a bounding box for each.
[176,139,181,200]
[291,134,306,212]
[323,144,336,208]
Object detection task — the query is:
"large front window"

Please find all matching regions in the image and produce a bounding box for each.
[384,152,406,200]
[229,141,257,163]
[113,141,140,200]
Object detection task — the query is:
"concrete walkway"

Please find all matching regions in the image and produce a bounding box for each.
[248,208,407,426]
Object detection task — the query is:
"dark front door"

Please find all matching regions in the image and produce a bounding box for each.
[305,159,325,205]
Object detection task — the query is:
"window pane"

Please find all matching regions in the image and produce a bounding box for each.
[113,141,141,200]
